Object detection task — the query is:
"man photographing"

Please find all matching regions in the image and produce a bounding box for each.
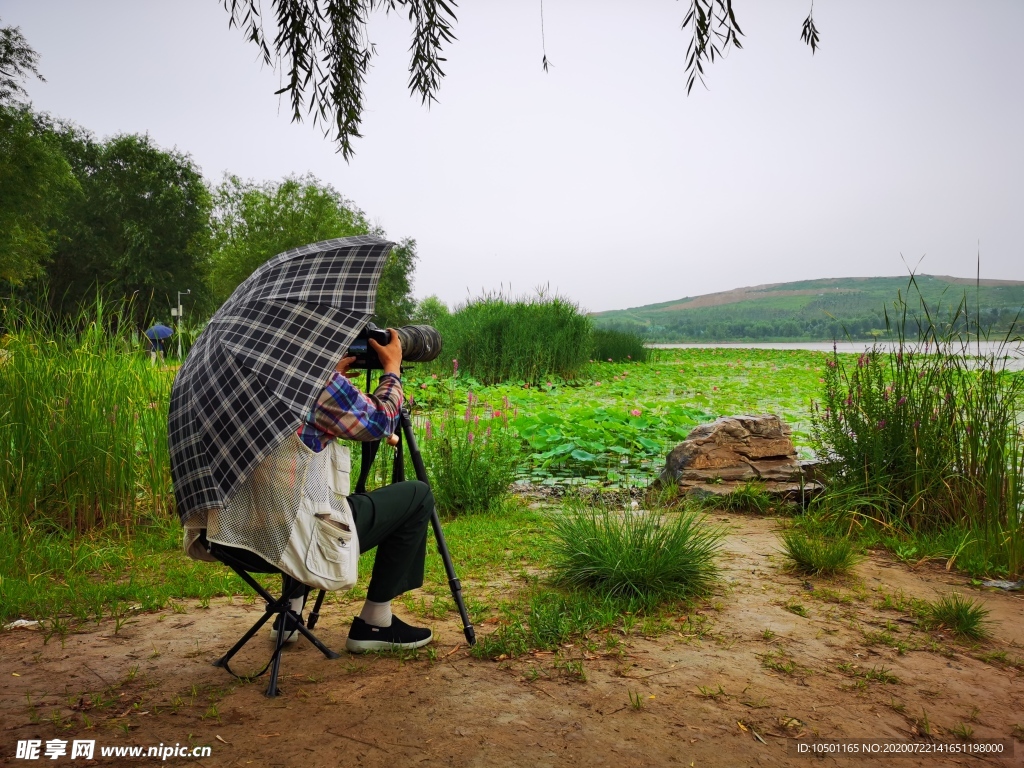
[285,328,435,652]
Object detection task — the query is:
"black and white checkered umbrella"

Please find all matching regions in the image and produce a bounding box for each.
[169,235,394,524]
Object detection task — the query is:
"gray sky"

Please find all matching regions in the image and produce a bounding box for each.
[5,1,1023,312]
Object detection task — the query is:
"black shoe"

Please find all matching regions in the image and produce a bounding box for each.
[346,616,433,653]
[270,611,304,644]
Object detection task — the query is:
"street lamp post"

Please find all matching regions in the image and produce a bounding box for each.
[176,289,190,358]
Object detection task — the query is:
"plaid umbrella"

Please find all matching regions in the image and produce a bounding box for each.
[169,235,394,524]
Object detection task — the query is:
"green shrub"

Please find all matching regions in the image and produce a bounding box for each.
[923,592,992,640]
[431,291,593,384]
[779,529,861,576]
[420,390,521,515]
[592,328,649,363]
[548,498,724,607]
[812,277,1024,576]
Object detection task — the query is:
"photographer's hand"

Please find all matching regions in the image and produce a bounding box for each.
[334,355,358,378]
[369,329,403,377]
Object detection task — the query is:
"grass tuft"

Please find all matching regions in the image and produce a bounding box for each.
[924,592,992,640]
[548,498,724,607]
[779,529,861,576]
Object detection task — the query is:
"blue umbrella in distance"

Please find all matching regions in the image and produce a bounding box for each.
[146,323,174,340]
[146,323,173,352]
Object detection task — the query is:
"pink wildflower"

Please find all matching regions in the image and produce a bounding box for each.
[594,381,602,386]
[452,358,459,374]
[629,409,642,417]
[897,397,907,406]
[431,373,438,379]
[425,420,433,439]
[420,383,428,389]
[467,432,475,444]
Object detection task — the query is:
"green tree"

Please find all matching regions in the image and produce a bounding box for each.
[0,17,44,105]
[207,174,371,306]
[372,237,418,328]
[208,174,419,323]
[412,294,449,326]
[42,128,213,321]
[0,107,77,284]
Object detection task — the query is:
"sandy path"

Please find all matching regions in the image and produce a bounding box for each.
[2,514,1022,767]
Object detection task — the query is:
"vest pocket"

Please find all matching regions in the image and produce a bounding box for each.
[306,512,354,576]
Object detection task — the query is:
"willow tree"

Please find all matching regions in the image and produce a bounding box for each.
[223,0,820,158]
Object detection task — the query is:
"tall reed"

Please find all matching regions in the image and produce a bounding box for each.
[431,290,594,384]
[591,328,650,363]
[812,277,1024,575]
[0,298,173,533]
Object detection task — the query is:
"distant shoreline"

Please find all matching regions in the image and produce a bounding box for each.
[646,340,1024,369]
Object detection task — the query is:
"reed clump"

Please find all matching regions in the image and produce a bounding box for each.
[812,278,1024,576]
[592,328,650,363]
[0,298,173,534]
[431,290,594,385]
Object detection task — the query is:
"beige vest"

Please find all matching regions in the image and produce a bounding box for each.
[184,434,360,592]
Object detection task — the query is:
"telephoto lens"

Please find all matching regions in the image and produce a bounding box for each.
[394,325,442,363]
[345,323,442,369]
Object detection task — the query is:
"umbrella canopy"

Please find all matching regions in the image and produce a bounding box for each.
[146,324,174,340]
[168,235,394,525]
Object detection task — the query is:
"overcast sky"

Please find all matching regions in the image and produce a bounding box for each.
[5,1,1022,312]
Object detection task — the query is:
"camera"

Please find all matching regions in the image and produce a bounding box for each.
[346,323,442,370]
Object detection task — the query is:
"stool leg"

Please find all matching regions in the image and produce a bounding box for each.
[306,590,327,630]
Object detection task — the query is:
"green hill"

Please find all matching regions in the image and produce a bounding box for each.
[592,275,1024,342]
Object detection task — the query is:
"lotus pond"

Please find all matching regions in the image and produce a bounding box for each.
[405,347,828,487]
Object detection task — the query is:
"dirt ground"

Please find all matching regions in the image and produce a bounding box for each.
[2,513,1022,767]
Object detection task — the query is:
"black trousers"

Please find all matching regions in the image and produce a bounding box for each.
[348,480,434,603]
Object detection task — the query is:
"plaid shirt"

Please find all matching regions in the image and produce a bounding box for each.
[298,372,403,452]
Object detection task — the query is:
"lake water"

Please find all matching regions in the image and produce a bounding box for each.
[647,341,1024,370]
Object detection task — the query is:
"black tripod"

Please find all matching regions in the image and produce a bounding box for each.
[306,371,475,647]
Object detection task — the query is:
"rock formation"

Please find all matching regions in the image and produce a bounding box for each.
[657,414,821,502]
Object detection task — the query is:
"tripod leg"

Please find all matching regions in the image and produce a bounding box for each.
[399,408,476,646]
[355,440,381,494]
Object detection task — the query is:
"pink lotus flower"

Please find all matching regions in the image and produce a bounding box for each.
[594,381,602,386]
[420,383,428,389]
[431,373,438,379]
[629,409,642,417]
[607,358,613,362]
[492,409,502,418]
